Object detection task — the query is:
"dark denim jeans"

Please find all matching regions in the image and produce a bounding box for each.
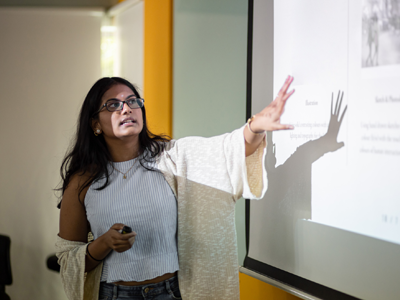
[99,276,182,300]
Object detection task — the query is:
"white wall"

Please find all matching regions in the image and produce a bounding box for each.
[113,0,144,93]
[0,7,102,299]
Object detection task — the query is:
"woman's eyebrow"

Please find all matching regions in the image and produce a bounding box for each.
[106,94,136,101]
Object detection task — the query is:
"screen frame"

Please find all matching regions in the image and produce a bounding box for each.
[243,1,360,299]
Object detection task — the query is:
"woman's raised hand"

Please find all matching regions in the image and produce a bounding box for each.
[105,223,137,253]
[250,75,295,132]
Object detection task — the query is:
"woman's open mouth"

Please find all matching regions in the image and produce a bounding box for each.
[120,118,136,126]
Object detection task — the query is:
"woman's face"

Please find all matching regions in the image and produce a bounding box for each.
[93,84,143,141]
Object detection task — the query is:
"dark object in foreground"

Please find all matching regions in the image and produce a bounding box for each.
[0,235,12,300]
[46,254,60,273]
[122,226,132,234]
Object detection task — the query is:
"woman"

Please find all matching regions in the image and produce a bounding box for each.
[56,76,295,300]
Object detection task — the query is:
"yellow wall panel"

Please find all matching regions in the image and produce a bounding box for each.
[240,273,302,300]
[144,0,173,137]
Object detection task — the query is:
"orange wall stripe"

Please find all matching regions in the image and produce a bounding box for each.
[240,272,302,300]
[144,0,173,137]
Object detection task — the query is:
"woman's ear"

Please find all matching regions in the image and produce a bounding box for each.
[91,118,101,131]
[91,119,103,136]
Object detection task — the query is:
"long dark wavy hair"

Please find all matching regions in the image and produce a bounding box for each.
[57,77,170,208]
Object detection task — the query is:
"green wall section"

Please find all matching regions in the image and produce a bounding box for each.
[173,0,248,265]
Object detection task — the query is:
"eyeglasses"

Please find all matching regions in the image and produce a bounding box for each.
[93,98,144,116]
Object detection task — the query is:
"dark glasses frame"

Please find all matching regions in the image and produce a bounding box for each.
[92,98,144,117]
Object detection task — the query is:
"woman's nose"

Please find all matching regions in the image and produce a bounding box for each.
[121,102,132,113]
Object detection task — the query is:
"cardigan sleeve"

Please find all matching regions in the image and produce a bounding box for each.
[160,124,267,201]
[55,235,103,300]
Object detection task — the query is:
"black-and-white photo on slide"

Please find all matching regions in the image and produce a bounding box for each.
[362,0,400,67]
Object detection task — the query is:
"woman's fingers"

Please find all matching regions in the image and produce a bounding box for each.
[107,224,137,252]
[275,89,295,117]
[257,75,295,131]
[110,223,125,231]
[111,232,136,252]
[278,76,291,96]
[113,237,135,244]
[269,76,294,107]
[128,236,136,245]
[277,75,294,98]
[111,231,136,243]
[276,77,294,114]
[274,123,294,131]
[279,88,295,109]
[120,231,137,239]
[284,89,295,101]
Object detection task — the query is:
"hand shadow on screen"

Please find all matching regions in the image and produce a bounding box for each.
[261,91,347,270]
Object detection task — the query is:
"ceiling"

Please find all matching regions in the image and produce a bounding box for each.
[0,0,118,8]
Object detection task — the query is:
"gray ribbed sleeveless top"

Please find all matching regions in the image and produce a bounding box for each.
[85,157,179,283]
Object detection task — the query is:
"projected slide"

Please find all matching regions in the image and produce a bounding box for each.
[272,0,400,245]
[246,1,400,298]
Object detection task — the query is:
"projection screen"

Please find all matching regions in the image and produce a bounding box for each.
[243,0,400,299]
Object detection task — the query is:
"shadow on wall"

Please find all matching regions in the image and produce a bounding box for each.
[261,92,347,269]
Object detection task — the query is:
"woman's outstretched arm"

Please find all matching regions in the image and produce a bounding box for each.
[244,75,295,157]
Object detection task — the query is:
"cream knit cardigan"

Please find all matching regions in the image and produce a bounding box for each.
[56,125,267,300]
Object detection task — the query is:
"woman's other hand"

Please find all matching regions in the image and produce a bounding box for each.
[84,223,136,271]
[105,223,137,253]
